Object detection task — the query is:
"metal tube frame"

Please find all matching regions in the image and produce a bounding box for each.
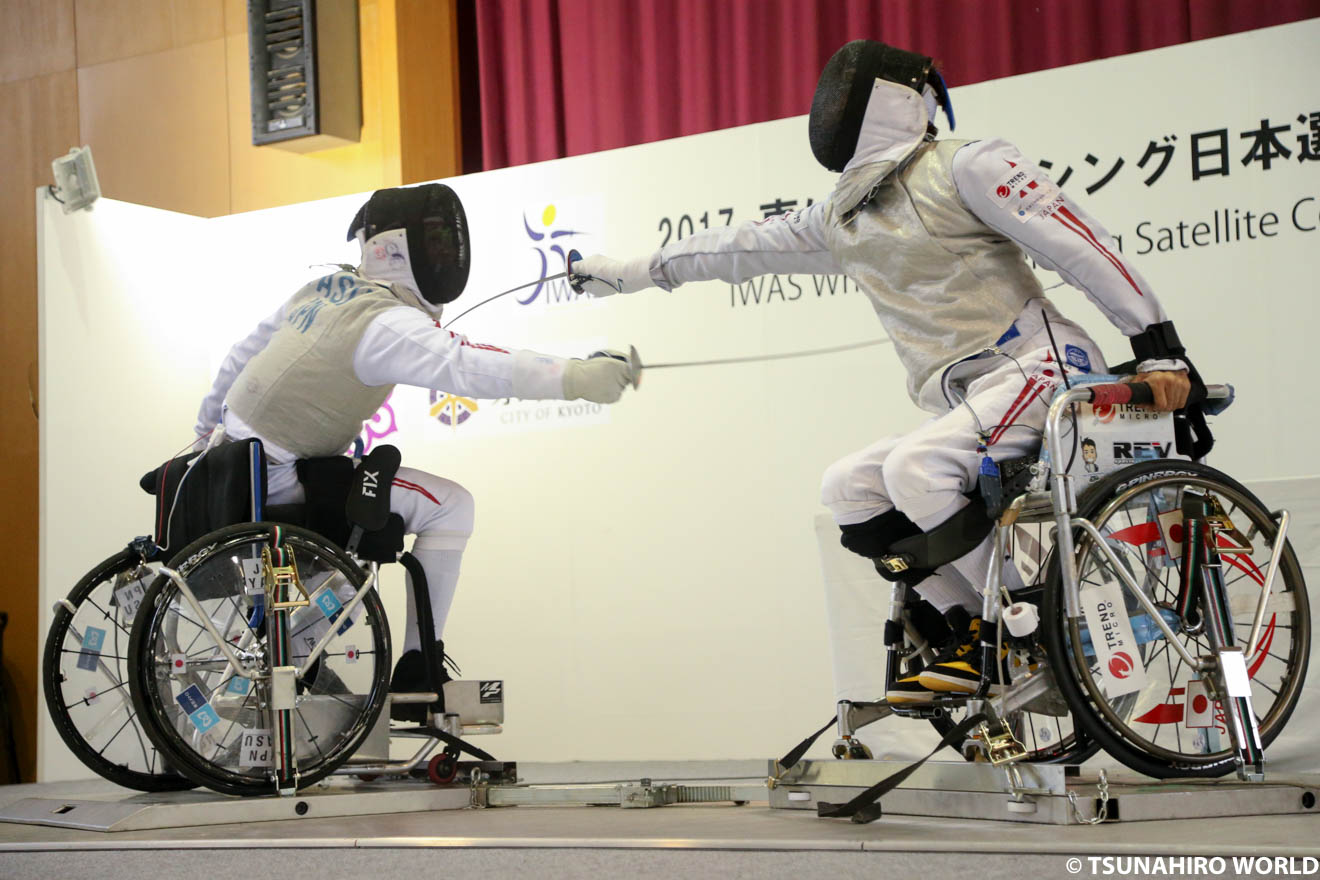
[1246,510,1290,659]
[156,561,381,683]
[1042,383,1231,635]
[333,733,440,777]
[1071,518,1203,670]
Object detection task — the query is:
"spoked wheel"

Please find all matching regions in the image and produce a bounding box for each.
[1044,461,1309,778]
[128,523,391,795]
[42,549,195,791]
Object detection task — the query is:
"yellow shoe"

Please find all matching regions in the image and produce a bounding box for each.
[917,616,1007,695]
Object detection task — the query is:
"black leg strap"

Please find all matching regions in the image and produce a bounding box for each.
[399,552,444,713]
[816,712,986,824]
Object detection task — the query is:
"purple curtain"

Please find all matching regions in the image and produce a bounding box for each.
[468,0,1319,171]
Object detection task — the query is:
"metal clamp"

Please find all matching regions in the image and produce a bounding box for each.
[264,544,310,611]
[978,720,1028,765]
[878,555,911,574]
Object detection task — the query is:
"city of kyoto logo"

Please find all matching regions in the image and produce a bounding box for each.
[429,390,477,427]
[519,203,587,305]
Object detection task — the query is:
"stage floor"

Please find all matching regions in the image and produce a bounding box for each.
[3,766,1319,880]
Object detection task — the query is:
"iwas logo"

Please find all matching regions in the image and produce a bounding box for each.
[518,203,589,307]
[429,390,477,427]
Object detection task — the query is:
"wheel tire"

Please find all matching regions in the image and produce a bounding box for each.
[427,752,458,785]
[43,549,195,792]
[1043,461,1309,778]
[129,523,391,796]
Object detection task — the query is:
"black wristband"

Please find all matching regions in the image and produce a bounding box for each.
[1130,321,1185,362]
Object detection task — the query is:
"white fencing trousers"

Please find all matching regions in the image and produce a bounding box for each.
[819,323,1105,612]
[258,454,476,651]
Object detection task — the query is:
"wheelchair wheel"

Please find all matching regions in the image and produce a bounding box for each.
[42,549,195,792]
[128,523,391,796]
[1043,461,1309,778]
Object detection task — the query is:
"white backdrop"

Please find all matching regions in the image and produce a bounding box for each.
[38,20,1320,780]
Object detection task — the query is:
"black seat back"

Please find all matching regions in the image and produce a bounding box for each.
[139,439,266,558]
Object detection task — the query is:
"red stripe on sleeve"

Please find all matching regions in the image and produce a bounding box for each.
[1053,206,1144,297]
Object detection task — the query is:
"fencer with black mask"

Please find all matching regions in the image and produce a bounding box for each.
[197,183,639,717]
[571,40,1199,703]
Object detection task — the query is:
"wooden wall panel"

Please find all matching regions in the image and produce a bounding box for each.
[170,0,226,47]
[226,0,401,213]
[78,39,232,217]
[395,0,462,183]
[74,0,224,67]
[0,0,75,84]
[74,0,175,66]
[0,70,80,783]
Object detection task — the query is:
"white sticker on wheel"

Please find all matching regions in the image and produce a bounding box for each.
[239,728,274,769]
[114,577,149,620]
[239,557,265,596]
[1185,678,1214,728]
[1080,580,1149,697]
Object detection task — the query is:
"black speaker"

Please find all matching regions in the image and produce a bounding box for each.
[247,0,361,150]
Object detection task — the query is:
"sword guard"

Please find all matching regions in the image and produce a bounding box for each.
[628,344,642,389]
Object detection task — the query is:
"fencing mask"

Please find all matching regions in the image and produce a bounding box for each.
[348,183,471,308]
[808,40,954,173]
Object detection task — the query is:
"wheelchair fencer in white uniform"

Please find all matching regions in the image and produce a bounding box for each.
[569,39,1205,706]
[122,184,641,794]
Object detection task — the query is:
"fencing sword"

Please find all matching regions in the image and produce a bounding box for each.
[442,271,571,328]
[445,263,889,389]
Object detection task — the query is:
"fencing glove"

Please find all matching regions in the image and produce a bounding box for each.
[562,350,638,403]
[569,253,654,297]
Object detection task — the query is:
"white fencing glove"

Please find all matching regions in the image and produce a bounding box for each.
[562,350,639,403]
[568,251,654,297]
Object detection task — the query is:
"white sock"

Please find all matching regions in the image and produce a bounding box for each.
[402,548,464,653]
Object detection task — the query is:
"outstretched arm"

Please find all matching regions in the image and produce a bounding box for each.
[353,307,636,404]
[572,200,843,296]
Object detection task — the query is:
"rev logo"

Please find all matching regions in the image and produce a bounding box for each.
[479,680,504,704]
[1113,441,1172,460]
